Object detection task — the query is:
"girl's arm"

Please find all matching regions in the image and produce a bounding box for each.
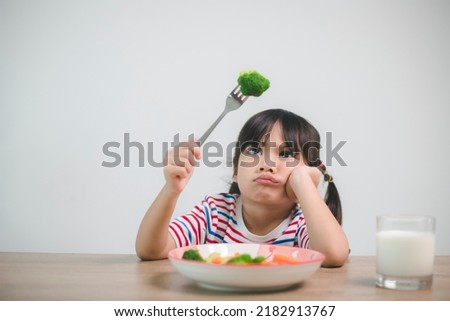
[287,166,349,267]
[135,141,200,260]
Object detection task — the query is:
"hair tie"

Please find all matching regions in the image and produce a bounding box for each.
[324,172,334,183]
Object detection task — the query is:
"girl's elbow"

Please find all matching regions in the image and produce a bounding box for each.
[135,246,151,261]
[322,254,347,267]
[136,248,165,261]
[321,247,349,267]
[135,241,171,261]
[135,243,160,261]
[136,233,175,261]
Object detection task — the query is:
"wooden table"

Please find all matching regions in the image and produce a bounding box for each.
[0,253,448,300]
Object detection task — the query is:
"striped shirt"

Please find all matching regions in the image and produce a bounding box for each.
[168,193,310,248]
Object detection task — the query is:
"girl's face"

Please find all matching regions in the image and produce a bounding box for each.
[234,122,305,205]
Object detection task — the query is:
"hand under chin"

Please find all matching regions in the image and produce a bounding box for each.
[285,182,298,203]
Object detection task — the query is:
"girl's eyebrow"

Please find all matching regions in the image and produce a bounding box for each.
[241,140,260,146]
[280,141,295,148]
[259,141,294,148]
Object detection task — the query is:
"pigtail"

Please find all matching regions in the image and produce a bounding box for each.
[229,181,240,195]
[318,162,342,225]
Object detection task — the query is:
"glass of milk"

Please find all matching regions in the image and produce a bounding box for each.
[376,215,435,290]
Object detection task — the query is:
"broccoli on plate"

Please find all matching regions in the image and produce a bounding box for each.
[182,249,205,262]
[226,254,267,264]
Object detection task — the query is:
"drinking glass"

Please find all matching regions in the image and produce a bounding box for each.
[376,215,435,290]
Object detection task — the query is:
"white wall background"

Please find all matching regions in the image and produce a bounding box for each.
[1,0,449,255]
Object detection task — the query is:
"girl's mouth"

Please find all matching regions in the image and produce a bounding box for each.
[254,175,279,185]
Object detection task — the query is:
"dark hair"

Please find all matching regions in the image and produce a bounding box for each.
[229,108,342,224]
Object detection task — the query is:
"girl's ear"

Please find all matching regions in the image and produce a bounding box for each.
[232,174,237,182]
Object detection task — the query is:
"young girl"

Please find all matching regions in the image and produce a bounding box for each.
[136,109,349,267]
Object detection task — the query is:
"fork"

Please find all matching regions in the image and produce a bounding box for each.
[197,85,248,146]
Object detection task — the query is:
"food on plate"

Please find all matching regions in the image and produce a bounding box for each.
[237,70,270,97]
[225,254,266,264]
[271,254,301,264]
[182,249,205,261]
[181,249,300,265]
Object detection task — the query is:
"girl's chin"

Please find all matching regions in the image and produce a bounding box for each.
[243,191,291,204]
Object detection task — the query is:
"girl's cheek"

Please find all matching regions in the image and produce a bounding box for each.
[238,156,260,169]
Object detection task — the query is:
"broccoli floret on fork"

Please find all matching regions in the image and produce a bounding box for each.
[237,70,270,97]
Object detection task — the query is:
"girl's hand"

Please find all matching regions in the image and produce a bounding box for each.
[163,140,201,194]
[286,165,321,202]
[286,165,349,267]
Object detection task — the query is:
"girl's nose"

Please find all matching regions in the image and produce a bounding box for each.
[258,155,276,173]
[259,166,274,173]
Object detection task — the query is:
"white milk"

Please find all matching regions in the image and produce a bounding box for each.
[376,230,435,277]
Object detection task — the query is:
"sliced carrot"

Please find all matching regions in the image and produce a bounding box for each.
[271,254,300,264]
[211,256,224,264]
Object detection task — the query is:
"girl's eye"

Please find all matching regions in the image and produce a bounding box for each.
[280,150,295,158]
[243,146,262,156]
